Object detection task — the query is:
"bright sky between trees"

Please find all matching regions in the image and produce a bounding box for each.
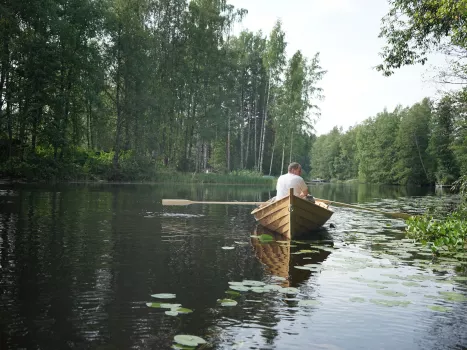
[230,0,455,135]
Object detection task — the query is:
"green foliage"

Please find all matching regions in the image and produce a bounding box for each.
[377,0,467,76]
[0,0,323,180]
[394,99,432,185]
[406,211,467,253]
[0,149,157,182]
[427,96,459,185]
[406,175,467,253]
[310,98,447,186]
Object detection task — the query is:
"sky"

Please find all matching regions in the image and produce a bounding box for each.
[229,0,457,135]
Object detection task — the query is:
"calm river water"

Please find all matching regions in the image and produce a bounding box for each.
[0,182,466,350]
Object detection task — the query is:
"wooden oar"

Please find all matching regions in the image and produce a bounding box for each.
[315,198,414,220]
[162,198,414,220]
[162,199,264,206]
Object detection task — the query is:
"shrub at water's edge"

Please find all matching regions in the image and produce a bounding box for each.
[0,149,276,185]
[406,175,467,253]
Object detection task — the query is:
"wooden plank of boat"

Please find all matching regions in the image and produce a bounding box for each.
[251,188,334,239]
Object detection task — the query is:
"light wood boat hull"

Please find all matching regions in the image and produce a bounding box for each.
[251,189,334,239]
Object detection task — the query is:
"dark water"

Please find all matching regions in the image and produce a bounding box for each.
[0,182,466,350]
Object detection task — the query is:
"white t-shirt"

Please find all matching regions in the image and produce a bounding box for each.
[276,173,308,200]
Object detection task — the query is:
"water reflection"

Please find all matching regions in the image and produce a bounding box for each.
[0,182,466,350]
[250,225,332,288]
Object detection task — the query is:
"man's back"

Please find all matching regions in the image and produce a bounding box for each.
[276,173,308,199]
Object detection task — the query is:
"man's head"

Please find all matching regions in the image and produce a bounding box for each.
[288,162,302,176]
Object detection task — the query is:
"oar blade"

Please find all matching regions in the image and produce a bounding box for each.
[162,199,193,206]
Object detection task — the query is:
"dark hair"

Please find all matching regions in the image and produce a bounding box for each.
[288,162,301,172]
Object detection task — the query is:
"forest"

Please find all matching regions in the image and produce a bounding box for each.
[310,95,467,186]
[1,0,467,188]
[0,0,323,181]
[307,0,467,188]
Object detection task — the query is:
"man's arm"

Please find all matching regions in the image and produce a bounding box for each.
[298,179,308,198]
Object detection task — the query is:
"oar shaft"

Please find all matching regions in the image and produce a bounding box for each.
[192,201,264,205]
[162,199,264,206]
[315,198,412,220]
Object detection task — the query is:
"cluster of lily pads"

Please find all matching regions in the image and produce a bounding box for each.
[146,293,193,316]
[219,279,322,307]
[322,231,467,312]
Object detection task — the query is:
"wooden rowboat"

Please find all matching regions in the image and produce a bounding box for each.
[251,188,334,239]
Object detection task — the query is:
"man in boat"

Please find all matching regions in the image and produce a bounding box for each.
[256,162,317,209]
[276,162,313,201]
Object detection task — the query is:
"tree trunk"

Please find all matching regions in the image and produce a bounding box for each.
[254,99,257,170]
[59,68,73,160]
[19,90,26,160]
[259,73,271,173]
[227,113,230,172]
[6,73,12,160]
[86,99,92,149]
[245,109,251,168]
[281,142,286,174]
[113,26,123,171]
[0,36,8,123]
[269,135,276,175]
[31,107,42,152]
[289,131,294,163]
[414,133,428,180]
[239,87,244,169]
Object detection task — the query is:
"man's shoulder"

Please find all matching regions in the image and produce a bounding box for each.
[290,175,304,181]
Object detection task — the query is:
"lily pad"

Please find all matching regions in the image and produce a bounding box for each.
[349,297,365,303]
[250,287,267,293]
[146,302,161,308]
[225,290,241,296]
[427,305,451,312]
[218,298,238,307]
[221,246,235,250]
[242,280,265,287]
[376,290,407,297]
[176,307,193,314]
[151,293,176,299]
[229,285,250,292]
[172,345,196,350]
[424,295,439,299]
[367,284,388,289]
[161,303,182,309]
[258,234,274,241]
[165,310,179,316]
[297,299,321,307]
[453,276,467,281]
[378,280,399,285]
[304,264,322,268]
[279,287,300,294]
[402,281,420,287]
[295,249,320,254]
[228,281,244,286]
[438,291,467,302]
[263,284,283,291]
[370,299,411,307]
[271,276,287,281]
[174,335,206,347]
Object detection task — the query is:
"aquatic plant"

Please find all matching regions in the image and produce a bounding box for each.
[406,175,467,253]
